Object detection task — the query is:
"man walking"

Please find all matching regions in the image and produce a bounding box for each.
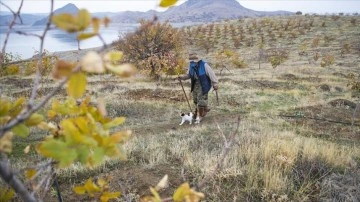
[178,53,218,122]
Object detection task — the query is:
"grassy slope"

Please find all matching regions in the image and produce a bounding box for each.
[2,15,360,201]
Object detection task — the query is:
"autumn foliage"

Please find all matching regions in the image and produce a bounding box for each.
[117,19,186,79]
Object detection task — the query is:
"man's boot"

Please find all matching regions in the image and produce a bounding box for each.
[198,106,205,121]
[203,106,210,117]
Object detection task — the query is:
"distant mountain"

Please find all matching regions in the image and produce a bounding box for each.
[0,14,44,26]
[110,0,294,23]
[111,10,158,23]
[32,3,79,26]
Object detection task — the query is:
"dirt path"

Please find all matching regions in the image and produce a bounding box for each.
[129,111,247,137]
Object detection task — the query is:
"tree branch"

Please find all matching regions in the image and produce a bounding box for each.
[0,156,37,202]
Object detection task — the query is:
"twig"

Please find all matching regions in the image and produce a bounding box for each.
[14,30,42,38]
[219,66,231,75]
[196,116,240,190]
[118,180,131,202]
[352,101,360,126]
[27,0,54,107]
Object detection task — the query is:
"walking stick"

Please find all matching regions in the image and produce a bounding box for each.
[179,79,192,112]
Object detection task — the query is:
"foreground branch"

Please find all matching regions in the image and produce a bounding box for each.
[0,157,37,202]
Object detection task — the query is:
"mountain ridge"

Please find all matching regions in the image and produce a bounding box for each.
[0,0,294,26]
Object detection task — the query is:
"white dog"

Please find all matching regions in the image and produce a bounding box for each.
[179,112,193,125]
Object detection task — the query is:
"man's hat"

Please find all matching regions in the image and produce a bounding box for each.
[188,53,199,60]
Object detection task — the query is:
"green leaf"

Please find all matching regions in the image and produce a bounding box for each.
[25,113,44,126]
[67,72,87,99]
[0,100,11,116]
[0,188,15,202]
[159,0,178,7]
[77,145,90,164]
[90,147,105,166]
[12,124,30,137]
[37,139,77,167]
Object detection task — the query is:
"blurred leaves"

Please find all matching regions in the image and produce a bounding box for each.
[74,178,120,202]
[37,97,130,167]
[159,0,178,7]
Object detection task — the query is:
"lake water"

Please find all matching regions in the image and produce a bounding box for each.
[0,23,138,60]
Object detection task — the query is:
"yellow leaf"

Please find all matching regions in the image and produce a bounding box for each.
[77,32,97,40]
[173,183,191,202]
[81,51,105,73]
[159,0,178,7]
[67,72,87,99]
[47,110,57,119]
[73,117,90,134]
[84,178,101,196]
[77,9,91,31]
[25,169,37,180]
[103,51,123,63]
[100,191,121,202]
[24,145,31,154]
[8,97,25,117]
[0,132,13,153]
[97,178,107,188]
[103,117,126,129]
[106,63,136,78]
[51,13,79,33]
[74,186,86,195]
[110,130,131,144]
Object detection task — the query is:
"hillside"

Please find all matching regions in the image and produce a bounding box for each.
[32,3,79,26]
[0,14,44,26]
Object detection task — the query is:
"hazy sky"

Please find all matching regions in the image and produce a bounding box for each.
[1,0,359,14]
